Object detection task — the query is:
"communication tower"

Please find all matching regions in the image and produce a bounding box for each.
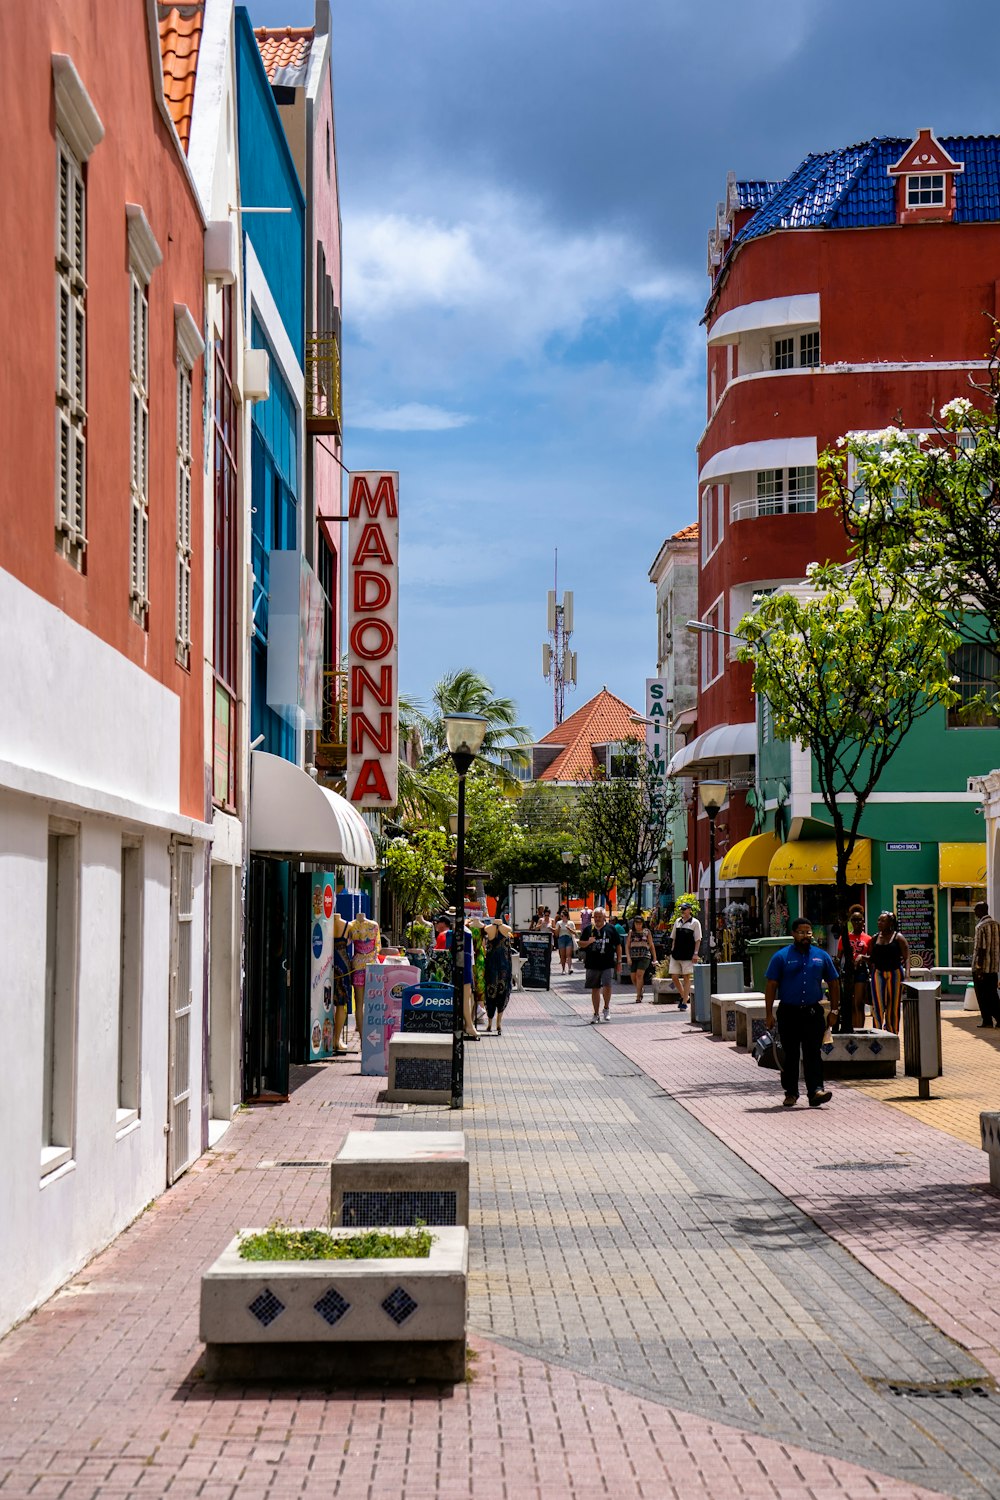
[542,550,576,727]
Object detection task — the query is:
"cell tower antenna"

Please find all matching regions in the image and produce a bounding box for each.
[542,548,576,727]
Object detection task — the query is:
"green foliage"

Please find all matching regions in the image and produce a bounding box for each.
[515,782,580,836]
[238,1224,433,1261]
[669,893,701,922]
[420,668,533,769]
[382,829,448,936]
[422,762,525,875]
[404,918,433,948]
[819,353,1000,664]
[577,759,677,914]
[486,830,577,897]
[737,561,960,942]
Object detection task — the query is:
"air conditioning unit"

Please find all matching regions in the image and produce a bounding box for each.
[204,219,237,285]
[242,347,270,403]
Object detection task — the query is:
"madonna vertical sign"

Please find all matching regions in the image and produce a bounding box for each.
[347,472,399,806]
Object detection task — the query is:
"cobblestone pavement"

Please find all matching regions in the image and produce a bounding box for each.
[0,979,996,1497]
[844,1009,1000,1149]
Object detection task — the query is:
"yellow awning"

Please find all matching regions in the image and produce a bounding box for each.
[720,832,782,880]
[768,838,871,886]
[938,842,987,888]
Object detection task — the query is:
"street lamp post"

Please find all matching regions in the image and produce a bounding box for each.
[699,780,727,1003]
[444,713,488,1109]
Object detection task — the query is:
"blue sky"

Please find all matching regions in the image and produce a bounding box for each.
[247,0,1000,739]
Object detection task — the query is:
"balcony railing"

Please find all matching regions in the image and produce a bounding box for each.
[305,332,342,435]
[314,666,348,773]
[731,497,817,522]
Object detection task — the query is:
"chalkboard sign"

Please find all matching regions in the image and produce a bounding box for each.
[894,885,937,970]
[520,933,553,990]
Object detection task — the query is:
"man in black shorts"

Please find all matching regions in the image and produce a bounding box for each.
[578,907,622,1023]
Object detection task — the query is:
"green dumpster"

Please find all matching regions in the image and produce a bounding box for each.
[747,937,789,992]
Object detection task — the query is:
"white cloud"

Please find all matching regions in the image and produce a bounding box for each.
[344,185,697,363]
[352,402,474,432]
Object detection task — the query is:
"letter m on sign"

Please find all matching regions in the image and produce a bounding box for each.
[349,474,398,518]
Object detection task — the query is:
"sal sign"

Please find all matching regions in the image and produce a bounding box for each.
[347,471,399,806]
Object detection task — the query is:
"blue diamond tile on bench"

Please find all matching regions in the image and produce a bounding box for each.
[248,1289,285,1327]
[381,1286,418,1325]
[314,1287,350,1326]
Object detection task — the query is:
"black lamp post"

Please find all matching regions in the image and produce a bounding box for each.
[699,780,727,1001]
[444,713,488,1109]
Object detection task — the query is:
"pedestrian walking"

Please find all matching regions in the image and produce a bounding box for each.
[483,920,514,1035]
[625,914,654,1002]
[763,917,841,1108]
[555,907,577,973]
[578,907,622,1023]
[972,901,1000,1028]
[668,901,701,1010]
[870,911,909,1033]
[838,905,872,1030]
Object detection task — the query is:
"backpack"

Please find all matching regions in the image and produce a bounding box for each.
[672,923,696,961]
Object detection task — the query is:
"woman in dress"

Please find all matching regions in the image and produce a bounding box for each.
[483,921,513,1035]
[555,907,577,974]
[839,905,872,1030]
[625,914,654,1002]
[869,911,910,1033]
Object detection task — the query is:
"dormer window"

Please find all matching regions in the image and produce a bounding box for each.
[907,173,945,208]
[888,129,963,223]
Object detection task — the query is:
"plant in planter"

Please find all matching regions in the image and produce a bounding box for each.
[200,1221,467,1384]
[651,957,676,1003]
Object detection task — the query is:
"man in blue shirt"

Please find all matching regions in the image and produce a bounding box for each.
[764,918,841,1108]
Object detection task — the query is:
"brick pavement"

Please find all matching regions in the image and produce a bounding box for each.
[0,985,988,1499]
[845,1010,1000,1149]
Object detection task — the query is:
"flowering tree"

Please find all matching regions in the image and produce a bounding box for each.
[737,565,960,1022]
[382,829,448,941]
[577,756,676,915]
[820,370,1000,680]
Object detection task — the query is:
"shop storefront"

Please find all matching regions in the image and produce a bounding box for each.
[766,838,872,953]
[939,842,988,967]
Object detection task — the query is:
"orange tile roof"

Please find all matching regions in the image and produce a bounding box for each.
[157,4,204,153]
[536,687,643,782]
[254,25,314,84]
[671,521,699,540]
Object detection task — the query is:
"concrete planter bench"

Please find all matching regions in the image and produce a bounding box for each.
[821,1029,899,1078]
[981,1113,1000,1189]
[651,977,676,1002]
[330,1130,469,1228]
[200,1225,467,1383]
[387,1032,452,1104]
[712,991,763,1039]
[734,999,768,1051]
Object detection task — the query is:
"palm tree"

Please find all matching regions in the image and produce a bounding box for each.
[423,668,532,770]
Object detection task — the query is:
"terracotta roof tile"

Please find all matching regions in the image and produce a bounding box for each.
[254,25,314,86]
[671,521,699,540]
[536,688,643,782]
[157,4,204,153]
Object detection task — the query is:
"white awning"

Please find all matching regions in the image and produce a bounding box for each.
[665,722,756,778]
[699,436,817,484]
[707,293,821,346]
[249,750,378,867]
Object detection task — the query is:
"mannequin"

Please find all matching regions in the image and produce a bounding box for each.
[332,912,351,1054]
[462,919,481,1039]
[483,920,513,1035]
[346,911,381,1033]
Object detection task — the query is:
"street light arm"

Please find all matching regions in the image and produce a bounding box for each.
[685,619,747,641]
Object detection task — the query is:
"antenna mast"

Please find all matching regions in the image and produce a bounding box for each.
[542,548,576,728]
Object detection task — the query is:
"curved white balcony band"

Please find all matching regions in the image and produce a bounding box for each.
[699,436,817,485]
[665,721,756,778]
[249,749,378,866]
[707,293,821,346]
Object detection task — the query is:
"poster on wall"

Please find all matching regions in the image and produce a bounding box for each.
[361,963,419,1075]
[894,885,937,971]
[347,471,399,808]
[308,872,338,1059]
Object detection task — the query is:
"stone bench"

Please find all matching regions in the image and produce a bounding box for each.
[734,999,768,1052]
[981,1113,1000,1189]
[712,991,762,1039]
[330,1131,469,1228]
[386,1033,451,1104]
[820,1029,899,1078]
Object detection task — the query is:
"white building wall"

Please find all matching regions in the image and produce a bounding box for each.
[0,570,209,1336]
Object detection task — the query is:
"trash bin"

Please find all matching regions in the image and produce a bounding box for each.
[901,979,942,1098]
[747,937,789,992]
[692,961,744,1029]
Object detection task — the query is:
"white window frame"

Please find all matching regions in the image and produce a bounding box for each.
[42,820,80,1176]
[700,595,725,690]
[701,483,725,563]
[768,326,821,372]
[55,133,87,566]
[733,466,817,521]
[116,837,144,1132]
[907,173,944,207]
[126,207,162,629]
[52,55,103,569]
